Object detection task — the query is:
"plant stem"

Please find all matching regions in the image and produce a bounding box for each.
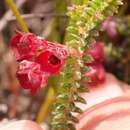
[6,0,29,32]
[36,87,55,124]
[51,0,123,130]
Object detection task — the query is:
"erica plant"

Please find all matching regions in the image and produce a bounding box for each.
[8,0,123,130]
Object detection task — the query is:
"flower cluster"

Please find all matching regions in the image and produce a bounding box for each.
[83,42,106,86]
[10,32,69,94]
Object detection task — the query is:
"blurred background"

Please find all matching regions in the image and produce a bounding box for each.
[0,0,130,125]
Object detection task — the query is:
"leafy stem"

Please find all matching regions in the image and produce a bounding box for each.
[51,0,122,130]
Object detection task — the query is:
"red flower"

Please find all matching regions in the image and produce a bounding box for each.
[17,60,48,95]
[84,64,106,86]
[35,42,69,74]
[47,42,69,60]
[10,32,48,61]
[84,42,104,64]
[36,51,64,74]
[10,32,70,94]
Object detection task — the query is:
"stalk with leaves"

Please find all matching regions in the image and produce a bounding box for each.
[51,0,123,130]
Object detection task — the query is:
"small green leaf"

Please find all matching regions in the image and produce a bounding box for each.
[55,104,66,111]
[67,113,79,123]
[67,123,76,130]
[84,44,90,49]
[65,72,74,79]
[56,93,69,100]
[81,66,91,72]
[53,113,64,120]
[78,86,89,93]
[81,76,91,82]
[63,82,69,87]
[70,103,83,113]
[73,94,87,104]
[83,55,93,63]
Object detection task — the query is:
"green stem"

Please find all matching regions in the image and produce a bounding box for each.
[36,87,55,124]
[51,0,123,130]
[6,0,29,32]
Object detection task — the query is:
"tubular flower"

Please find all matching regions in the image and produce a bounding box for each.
[17,60,49,95]
[83,42,106,86]
[10,32,48,61]
[84,42,104,64]
[84,64,106,86]
[36,42,69,74]
[47,42,69,60]
[10,32,69,94]
[36,51,65,74]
